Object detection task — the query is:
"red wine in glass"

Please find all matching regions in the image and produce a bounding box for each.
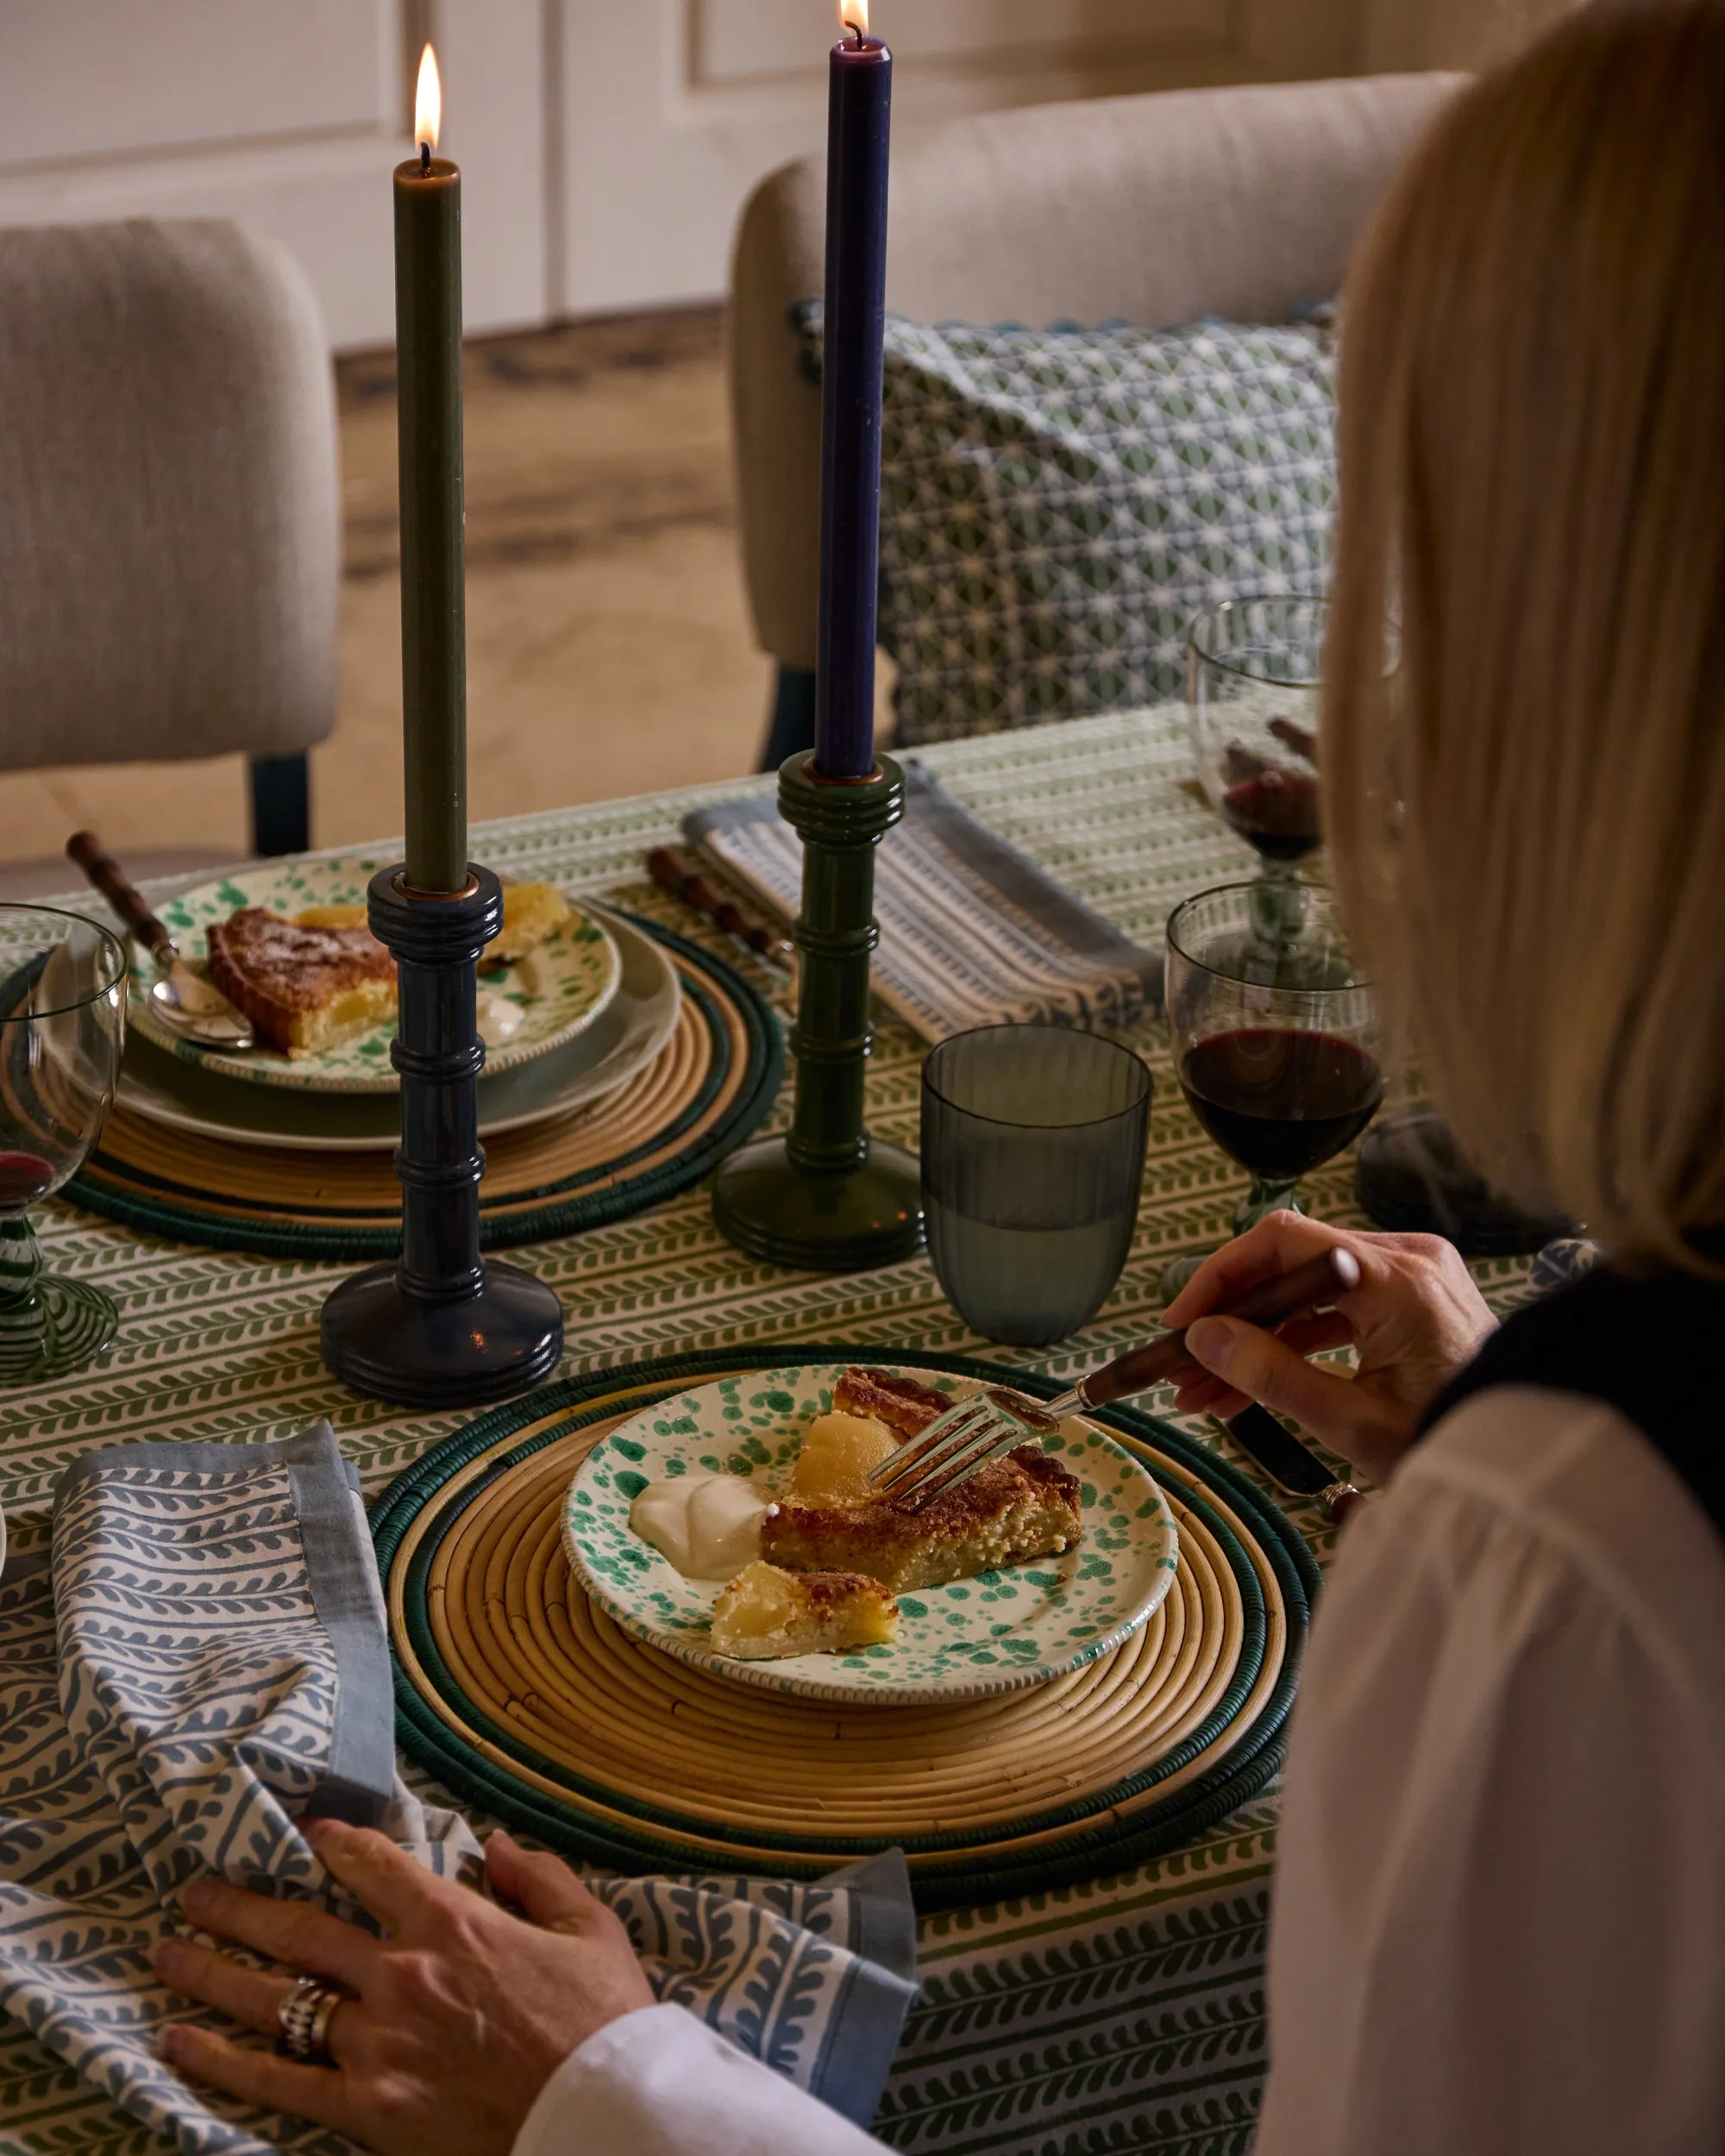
[1220,770,1321,866]
[1181,1029,1384,1182]
[0,1151,55,1213]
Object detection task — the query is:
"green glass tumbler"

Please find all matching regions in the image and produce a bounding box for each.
[921,1025,1152,1346]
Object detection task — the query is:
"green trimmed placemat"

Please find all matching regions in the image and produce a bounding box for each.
[372,1347,1319,1911]
[65,918,782,1262]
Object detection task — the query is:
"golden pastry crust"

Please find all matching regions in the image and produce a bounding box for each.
[831,1366,955,1438]
[206,908,396,1057]
[762,1441,1082,1595]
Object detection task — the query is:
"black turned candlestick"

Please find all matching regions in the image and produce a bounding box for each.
[711,751,923,1272]
[321,864,563,1406]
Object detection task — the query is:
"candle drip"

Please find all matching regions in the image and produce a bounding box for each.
[419,141,431,173]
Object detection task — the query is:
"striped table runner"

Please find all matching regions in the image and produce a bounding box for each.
[0,705,1532,2155]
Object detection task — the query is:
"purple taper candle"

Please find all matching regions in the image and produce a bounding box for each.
[813,2,893,780]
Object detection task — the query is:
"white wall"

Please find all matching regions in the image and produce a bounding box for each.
[0,0,1565,351]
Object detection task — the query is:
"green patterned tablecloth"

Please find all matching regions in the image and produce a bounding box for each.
[0,706,1529,2155]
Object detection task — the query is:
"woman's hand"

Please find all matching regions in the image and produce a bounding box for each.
[1162,1212,1497,1488]
[155,1819,654,2156]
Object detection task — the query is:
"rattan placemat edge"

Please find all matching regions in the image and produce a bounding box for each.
[391,1400,1270,1856]
[66,916,784,1261]
[372,1347,1318,1907]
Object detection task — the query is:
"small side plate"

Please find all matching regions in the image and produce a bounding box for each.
[562,1363,1179,1705]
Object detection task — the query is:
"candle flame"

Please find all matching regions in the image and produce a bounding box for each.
[415,43,442,151]
[839,0,869,39]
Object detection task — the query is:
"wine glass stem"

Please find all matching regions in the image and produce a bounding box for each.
[1233,1177,1304,1235]
[0,1215,42,1313]
[1248,871,1308,956]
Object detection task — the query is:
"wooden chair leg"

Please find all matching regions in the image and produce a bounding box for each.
[248,752,310,856]
[757,665,817,771]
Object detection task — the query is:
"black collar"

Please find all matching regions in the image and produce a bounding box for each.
[1416,1261,1725,1531]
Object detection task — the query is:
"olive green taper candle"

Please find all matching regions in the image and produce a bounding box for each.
[393,72,467,897]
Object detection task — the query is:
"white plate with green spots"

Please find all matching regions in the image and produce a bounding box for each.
[561,1363,1180,1705]
[127,858,621,1094]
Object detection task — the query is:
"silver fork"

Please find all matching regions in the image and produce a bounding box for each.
[867,1246,1361,1507]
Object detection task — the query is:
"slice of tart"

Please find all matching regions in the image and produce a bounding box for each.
[488,881,575,963]
[708,1560,898,1661]
[762,1446,1082,1595]
[205,908,397,1058]
[758,1365,1084,1595]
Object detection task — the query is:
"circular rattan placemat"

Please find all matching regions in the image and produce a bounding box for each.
[66,919,781,1261]
[373,1350,1320,1908]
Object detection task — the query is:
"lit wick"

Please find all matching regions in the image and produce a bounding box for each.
[419,141,431,173]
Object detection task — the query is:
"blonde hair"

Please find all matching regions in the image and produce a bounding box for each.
[1326,0,1725,1267]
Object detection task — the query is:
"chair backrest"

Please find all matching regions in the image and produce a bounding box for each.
[0,219,339,774]
[730,71,1464,674]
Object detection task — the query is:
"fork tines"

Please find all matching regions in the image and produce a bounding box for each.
[868,1390,1049,1508]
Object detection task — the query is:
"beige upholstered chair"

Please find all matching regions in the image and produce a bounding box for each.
[730,71,1462,765]
[0,219,339,893]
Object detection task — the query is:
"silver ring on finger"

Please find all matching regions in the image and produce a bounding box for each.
[276,1974,350,2068]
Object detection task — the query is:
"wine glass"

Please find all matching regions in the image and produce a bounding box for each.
[1189,598,1326,935]
[1162,880,1381,1298]
[0,906,127,1382]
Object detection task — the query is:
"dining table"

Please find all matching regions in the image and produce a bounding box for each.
[0,703,1532,2156]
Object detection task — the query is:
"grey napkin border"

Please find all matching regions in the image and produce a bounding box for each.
[685,760,1162,1034]
[52,1420,394,1827]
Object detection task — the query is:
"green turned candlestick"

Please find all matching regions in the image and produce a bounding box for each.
[394,141,467,898]
[711,750,924,1272]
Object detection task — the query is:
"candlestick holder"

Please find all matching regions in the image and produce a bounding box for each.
[712,750,923,1272]
[322,863,564,1406]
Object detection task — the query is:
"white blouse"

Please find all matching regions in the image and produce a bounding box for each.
[513,1387,1725,2156]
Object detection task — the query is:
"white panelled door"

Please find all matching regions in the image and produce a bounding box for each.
[0,0,548,348]
[2,0,1496,341]
[555,0,1362,317]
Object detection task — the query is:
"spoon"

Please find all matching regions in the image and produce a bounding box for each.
[66,831,254,1050]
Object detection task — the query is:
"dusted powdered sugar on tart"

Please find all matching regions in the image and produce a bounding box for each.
[205,909,396,1058]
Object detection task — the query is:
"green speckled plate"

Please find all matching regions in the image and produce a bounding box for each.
[561,1362,1179,1704]
[128,858,621,1094]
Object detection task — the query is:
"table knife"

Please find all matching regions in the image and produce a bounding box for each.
[66,831,254,1050]
[1220,1402,1365,1522]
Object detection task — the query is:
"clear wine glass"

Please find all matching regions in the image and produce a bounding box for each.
[1189,597,1326,943]
[0,906,127,1382]
[1162,880,1382,1298]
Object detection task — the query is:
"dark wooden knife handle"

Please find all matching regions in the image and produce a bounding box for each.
[647,846,787,959]
[66,831,172,959]
[1080,1246,1364,1407]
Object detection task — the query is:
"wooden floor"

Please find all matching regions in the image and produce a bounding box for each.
[0,309,773,870]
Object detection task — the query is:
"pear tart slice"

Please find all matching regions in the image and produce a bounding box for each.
[205,908,396,1059]
[759,1365,1083,1595]
[709,1561,898,1661]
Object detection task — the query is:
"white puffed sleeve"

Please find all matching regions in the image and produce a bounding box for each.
[511,2003,887,2156]
[1254,1388,1725,2156]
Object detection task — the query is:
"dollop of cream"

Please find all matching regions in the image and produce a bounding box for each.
[630,1471,771,1581]
[475,987,525,1044]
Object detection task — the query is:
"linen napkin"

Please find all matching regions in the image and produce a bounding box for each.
[685,760,1161,1041]
[0,1423,916,2154]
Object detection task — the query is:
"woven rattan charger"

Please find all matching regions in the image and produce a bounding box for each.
[67,917,781,1262]
[375,1349,1319,1909]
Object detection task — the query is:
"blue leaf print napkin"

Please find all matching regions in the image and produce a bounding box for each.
[0,1423,916,2153]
